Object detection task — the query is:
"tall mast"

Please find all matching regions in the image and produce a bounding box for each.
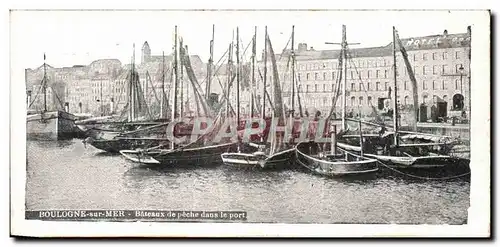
[131,43,136,121]
[172,26,179,120]
[179,38,184,118]
[341,25,347,130]
[160,51,165,118]
[291,25,295,116]
[43,53,47,112]
[206,24,215,101]
[261,26,268,119]
[251,26,256,118]
[236,27,240,126]
[392,26,399,146]
[226,31,234,118]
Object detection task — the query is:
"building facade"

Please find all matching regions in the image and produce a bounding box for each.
[255,28,471,121]
[25,41,207,117]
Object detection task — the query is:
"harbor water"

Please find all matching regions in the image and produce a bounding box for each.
[26,139,470,224]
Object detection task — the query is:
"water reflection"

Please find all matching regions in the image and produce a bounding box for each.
[25,139,471,224]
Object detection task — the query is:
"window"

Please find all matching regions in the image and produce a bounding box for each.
[433,65,438,75]
[455,79,460,90]
[432,80,437,90]
[442,65,448,75]
[413,54,417,61]
[359,97,363,106]
[298,73,301,81]
[315,73,318,80]
[432,52,437,60]
[331,83,335,92]
[376,70,380,78]
[331,71,335,80]
[351,71,354,79]
[414,66,418,75]
[404,96,409,105]
[442,80,447,90]
[443,52,448,60]
[351,83,356,91]
[443,95,448,104]
[368,96,372,105]
[323,72,326,80]
[306,73,310,80]
[422,66,427,75]
[385,82,389,91]
[404,81,408,91]
[351,96,356,106]
[323,84,326,92]
[455,51,460,59]
[367,70,371,78]
[423,53,428,60]
[376,82,380,91]
[422,80,427,90]
[367,82,371,91]
[360,83,364,91]
[306,85,310,92]
[315,84,318,92]
[385,70,388,78]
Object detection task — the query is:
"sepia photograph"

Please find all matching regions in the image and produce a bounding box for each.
[9,8,491,238]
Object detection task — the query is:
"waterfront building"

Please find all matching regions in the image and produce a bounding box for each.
[256,27,471,121]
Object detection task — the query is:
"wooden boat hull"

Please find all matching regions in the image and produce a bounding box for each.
[85,137,164,153]
[26,111,77,140]
[295,141,378,177]
[221,143,295,169]
[121,142,238,167]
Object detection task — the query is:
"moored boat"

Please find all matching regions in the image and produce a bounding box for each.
[295,141,378,177]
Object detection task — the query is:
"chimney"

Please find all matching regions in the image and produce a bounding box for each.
[298,43,307,52]
[443,30,448,36]
[310,46,315,51]
[467,26,471,36]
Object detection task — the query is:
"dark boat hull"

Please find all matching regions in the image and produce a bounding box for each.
[221,143,295,170]
[295,141,379,177]
[121,142,238,167]
[85,137,163,153]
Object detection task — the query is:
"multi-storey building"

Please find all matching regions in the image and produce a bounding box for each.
[25,41,207,117]
[255,27,471,121]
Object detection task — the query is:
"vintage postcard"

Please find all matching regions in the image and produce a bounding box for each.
[10,9,491,238]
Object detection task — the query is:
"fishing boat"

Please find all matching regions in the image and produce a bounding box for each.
[335,26,469,176]
[82,44,176,153]
[120,26,239,166]
[27,54,78,141]
[221,26,296,169]
[295,140,378,177]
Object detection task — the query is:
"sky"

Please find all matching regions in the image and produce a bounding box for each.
[10,10,482,70]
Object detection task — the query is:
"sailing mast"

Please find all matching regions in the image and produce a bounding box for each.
[206,25,215,101]
[262,26,268,119]
[236,27,240,127]
[43,53,47,112]
[129,44,137,122]
[341,25,347,130]
[226,35,234,118]
[172,26,179,120]
[291,25,295,118]
[251,26,257,118]
[180,38,184,118]
[160,51,165,118]
[392,26,399,146]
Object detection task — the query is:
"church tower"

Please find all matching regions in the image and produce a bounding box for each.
[141,41,151,64]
